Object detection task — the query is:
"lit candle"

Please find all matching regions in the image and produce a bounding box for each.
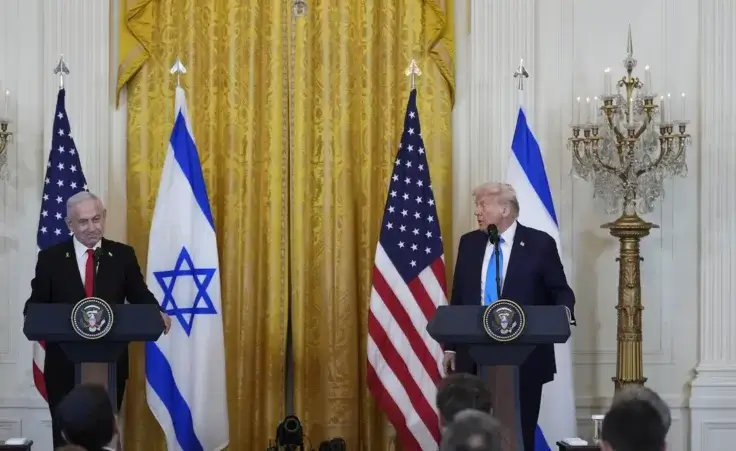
[666,92,671,122]
[604,68,611,95]
[576,96,581,124]
[644,65,652,96]
[593,96,600,124]
[585,97,591,123]
[2,90,8,119]
[659,95,665,123]
[628,97,634,123]
[680,92,686,119]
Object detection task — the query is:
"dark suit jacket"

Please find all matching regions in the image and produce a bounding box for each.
[23,238,159,383]
[448,223,575,384]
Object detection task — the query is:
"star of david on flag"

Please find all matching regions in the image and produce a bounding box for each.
[145,85,229,451]
[153,247,218,336]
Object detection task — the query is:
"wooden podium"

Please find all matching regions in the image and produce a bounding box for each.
[427,303,571,451]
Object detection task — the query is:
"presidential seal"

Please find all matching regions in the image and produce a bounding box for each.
[482,299,526,342]
[71,297,114,340]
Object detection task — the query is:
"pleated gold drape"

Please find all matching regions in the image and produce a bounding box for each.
[120,0,454,449]
[290,1,454,449]
[122,1,290,449]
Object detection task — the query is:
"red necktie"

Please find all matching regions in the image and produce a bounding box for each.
[84,248,95,297]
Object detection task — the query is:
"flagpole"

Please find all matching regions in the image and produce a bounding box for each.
[53,55,69,90]
[170,57,187,88]
[513,58,529,109]
[405,59,422,90]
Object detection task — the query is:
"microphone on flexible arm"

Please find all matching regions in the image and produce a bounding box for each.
[486,224,502,299]
[91,247,104,298]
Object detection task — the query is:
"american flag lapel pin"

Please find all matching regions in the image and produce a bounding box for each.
[520,241,525,247]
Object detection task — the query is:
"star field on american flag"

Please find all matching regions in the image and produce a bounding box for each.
[37,88,88,249]
[379,89,443,282]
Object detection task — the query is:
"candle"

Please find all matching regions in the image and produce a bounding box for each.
[680,92,686,119]
[666,92,671,122]
[2,90,8,119]
[593,96,600,124]
[576,96,581,124]
[585,97,591,124]
[604,68,611,95]
[644,65,652,95]
[628,97,634,123]
[659,96,665,123]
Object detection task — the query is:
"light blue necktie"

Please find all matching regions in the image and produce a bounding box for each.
[483,237,504,305]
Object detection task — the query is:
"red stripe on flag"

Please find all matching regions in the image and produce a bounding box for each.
[372,267,442,382]
[430,258,447,294]
[367,312,440,441]
[366,363,423,451]
[33,340,48,402]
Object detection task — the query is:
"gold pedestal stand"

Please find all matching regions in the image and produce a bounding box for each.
[602,214,658,390]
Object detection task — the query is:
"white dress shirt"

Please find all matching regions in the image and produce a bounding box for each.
[72,236,101,285]
[479,221,517,303]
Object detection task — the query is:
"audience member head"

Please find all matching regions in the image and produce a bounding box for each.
[55,446,87,451]
[55,383,116,451]
[611,385,671,432]
[439,409,502,451]
[601,398,666,451]
[436,373,492,426]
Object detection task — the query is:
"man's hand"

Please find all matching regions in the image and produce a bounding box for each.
[161,312,172,334]
[442,351,456,376]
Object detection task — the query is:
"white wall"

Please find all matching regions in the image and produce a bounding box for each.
[0,0,126,448]
[454,0,736,450]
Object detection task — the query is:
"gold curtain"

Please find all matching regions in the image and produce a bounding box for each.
[122,1,290,449]
[290,1,454,450]
[121,0,454,449]
[116,0,156,103]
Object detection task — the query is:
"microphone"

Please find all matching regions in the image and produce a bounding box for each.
[486,224,502,299]
[91,247,104,298]
[486,224,499,244]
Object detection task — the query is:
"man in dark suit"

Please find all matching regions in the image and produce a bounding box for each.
[23,191,172,448]
[442,182,575,451]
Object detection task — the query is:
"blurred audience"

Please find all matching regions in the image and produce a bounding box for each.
[55,383,117,451]
[601,398,666,451]
[439,409,502,451]
[436,373,492,427]
[611,385,671,433]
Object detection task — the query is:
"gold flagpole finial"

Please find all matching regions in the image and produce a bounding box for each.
[405,59,422,90]
[170,58,187,87]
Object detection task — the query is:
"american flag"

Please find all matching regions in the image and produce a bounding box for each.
[366,89,446,450]
[32,88,88,402]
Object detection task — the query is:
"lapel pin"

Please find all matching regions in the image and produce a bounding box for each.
[520,241,525,247]
[108,251,113,257]
[65,252,70,258]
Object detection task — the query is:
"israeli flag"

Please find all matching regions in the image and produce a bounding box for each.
[505,92,577,451]
[145,86,230,451]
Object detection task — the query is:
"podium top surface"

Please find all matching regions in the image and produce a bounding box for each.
[426,304,570,345]
[24,303,164,343]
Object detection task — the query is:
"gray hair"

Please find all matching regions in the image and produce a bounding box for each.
[612,385,671,432]
[472,182,520,217]
[66,191,102,217]
[440,409,502,451]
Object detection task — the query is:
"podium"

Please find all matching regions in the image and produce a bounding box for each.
[23,302,165,412]
[427,303,571,451]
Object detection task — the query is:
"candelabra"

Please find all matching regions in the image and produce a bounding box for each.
[567,27,691,390]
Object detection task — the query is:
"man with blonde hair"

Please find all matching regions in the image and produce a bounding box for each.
[442,182,576,451]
